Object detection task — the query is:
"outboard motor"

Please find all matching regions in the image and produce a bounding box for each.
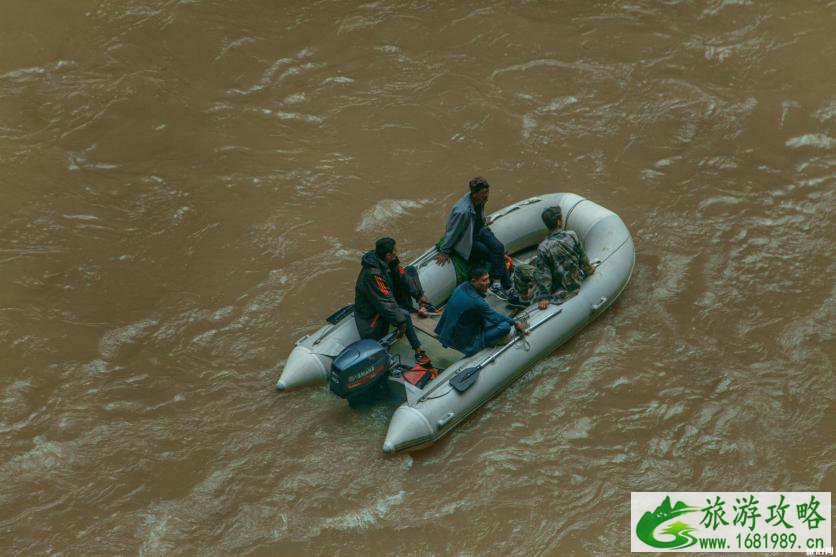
[329,335,397,405]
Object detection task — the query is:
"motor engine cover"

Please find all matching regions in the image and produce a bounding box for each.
[329,339,391,399]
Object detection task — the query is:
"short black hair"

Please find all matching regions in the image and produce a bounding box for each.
[468,264,490,282]
[469,176,490,193]
[375,237,396,259]
[541,206,563,230]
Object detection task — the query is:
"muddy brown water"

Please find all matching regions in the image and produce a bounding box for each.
[1,1,834,555]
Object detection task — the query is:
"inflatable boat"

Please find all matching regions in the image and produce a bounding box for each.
[276,193,634,453]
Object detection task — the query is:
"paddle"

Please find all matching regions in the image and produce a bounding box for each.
[449,365,481,392]
[448,308,563,394]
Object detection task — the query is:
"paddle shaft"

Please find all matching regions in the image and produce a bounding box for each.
[473,307,564,370]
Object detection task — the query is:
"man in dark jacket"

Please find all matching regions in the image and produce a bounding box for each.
[355,237,432,366]
[434,177,511,295]
[435,265,526,357]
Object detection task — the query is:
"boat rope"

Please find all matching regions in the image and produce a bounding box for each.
[421,386,454,400]
[594,235,632,267]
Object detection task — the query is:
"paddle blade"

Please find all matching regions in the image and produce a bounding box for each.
[449,366,480,393]
[325,304,354,324]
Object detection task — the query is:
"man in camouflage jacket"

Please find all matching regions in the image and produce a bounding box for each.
[511,206,595,309]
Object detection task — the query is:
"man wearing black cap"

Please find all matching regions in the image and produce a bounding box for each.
[434,176,511,296]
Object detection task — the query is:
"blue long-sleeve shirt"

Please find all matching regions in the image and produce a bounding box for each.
[438,193,485,260]
[435,282,515,356]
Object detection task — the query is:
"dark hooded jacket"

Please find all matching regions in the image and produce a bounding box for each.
[354,251,408,340]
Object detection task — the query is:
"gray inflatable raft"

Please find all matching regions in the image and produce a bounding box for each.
[276,193,634,453]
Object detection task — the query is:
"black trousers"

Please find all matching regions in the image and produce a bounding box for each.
[367,264,424,350]
[367,309,421,350]
[469,228,510,289]
[392,264,423,312]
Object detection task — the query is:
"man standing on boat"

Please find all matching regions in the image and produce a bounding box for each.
[510,206,595,309]
[435,265,526,357]
[355,238,433,366]
[434,176,511,296]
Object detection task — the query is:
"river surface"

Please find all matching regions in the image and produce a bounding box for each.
[1,1,834,555]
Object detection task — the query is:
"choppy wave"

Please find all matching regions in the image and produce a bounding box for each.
[1,0,834,555]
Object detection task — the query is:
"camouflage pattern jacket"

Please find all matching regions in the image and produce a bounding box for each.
[531,229,593,303]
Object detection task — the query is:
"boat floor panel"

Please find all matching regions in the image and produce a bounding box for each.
[412,314,439,338]
[389,329,464,371]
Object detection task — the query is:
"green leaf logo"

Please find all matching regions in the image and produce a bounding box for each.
[636,496,700,549]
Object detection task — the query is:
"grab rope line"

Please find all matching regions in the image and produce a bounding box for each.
[416,308,562,403]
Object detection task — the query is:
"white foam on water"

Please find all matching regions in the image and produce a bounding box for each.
[492,58,570,79]
[2,379,31,401]
[322,75,354,84]
[0,61,69,82]
[83,359,112,374]
[137,465,243,553]
[356,198,426,232]
[271,111,324,124]
[4,435,66,474]
[138,506,176,557]
[814,99,836,122]
[400,454,413,471]
[172,206,190,223]
[563,417,594,439]
[521,96,577,139]
[786,133,836,149]
[208,101,233,112]
[211,306,234,322]
[284,93,305,104]
[699,156,738,169]
[214,37,256,62]
[103,401,144,413]
[652,254,694,301]
[521,114,537,139]
[278,62,326,82]
[530,375,560,401]
[702,0,753,17]
[192,330,216,344]
[229,57,293,95]
[98,319,159,360]
[698,195,743,211]
[322,490,405,530]
[543,96,578,111]
[780,99,800,127]
[0,380,34,430]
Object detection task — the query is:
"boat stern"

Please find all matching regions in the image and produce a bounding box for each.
[276,345,329,390]
[383,405,436,453]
